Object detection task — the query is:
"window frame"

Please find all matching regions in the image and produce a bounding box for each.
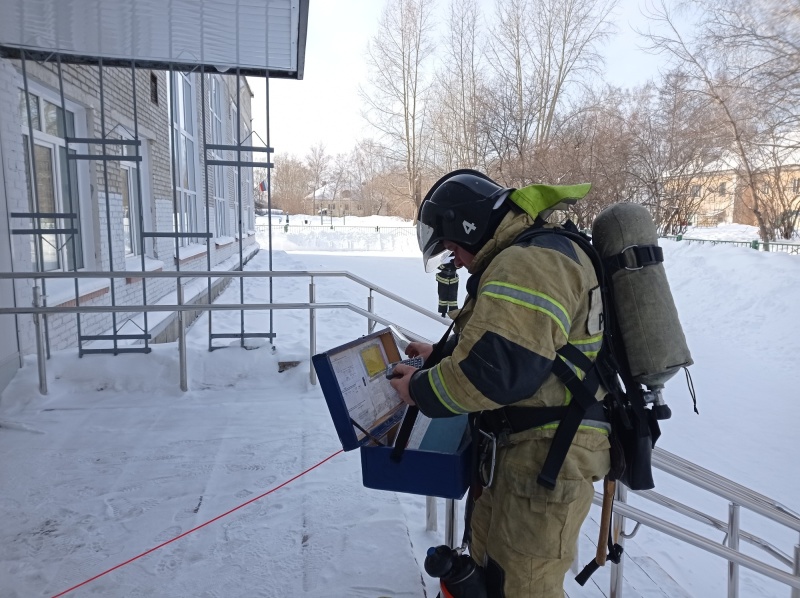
[209,76,227,237]
[18,82,92,272]
[118,135,152,259]
[168,72,203,247]
[230,99,239,236]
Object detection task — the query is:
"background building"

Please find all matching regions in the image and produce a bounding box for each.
[0,0,309,391]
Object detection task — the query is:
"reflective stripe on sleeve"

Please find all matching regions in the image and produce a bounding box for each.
[561,334,603,405]
[481,281,571,339]
[571,334,603,358]
[428,364,469,414]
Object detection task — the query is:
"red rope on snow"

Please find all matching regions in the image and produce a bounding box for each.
[50,449,344,598]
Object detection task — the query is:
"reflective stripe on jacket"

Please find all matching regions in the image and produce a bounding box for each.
[409,209,605,432]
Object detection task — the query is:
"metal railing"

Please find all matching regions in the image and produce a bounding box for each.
[256,221,800,255]
[2,269,799,597]
[664,235,800,254]
[597,448,800,597]
[0,269,446,392]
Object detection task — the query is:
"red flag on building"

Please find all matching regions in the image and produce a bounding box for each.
[258,180,267,192]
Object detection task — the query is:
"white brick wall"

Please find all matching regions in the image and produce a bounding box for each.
[0,57,35,355]
[1,57,257,356]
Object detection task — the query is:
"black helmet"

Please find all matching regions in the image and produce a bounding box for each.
[417,169,513,271]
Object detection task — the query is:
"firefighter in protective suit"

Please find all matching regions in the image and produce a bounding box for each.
[436,258,460,316]
[390,170,610,598]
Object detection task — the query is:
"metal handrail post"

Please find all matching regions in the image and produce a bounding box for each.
[367,290,375,334]
[178,281,187,392]
[309,276,316,385]
[728,503,741,597]
[610,483,627,598]
[33,286,47,395]
[426,496,437,532]
[793,541,800,598]
[445,498,458,548]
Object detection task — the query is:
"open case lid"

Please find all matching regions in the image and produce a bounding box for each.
[312,328,406,451]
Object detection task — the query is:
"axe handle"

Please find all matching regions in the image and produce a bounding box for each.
[596,477,616,565]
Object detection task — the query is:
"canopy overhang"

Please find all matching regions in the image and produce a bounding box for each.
[0,0,309,78]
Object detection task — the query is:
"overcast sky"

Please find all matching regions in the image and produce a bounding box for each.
[250,0,672,160]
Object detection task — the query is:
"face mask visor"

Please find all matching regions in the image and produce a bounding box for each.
[417,220,435,252]
[422,243,453,273]
[418,219,450,272]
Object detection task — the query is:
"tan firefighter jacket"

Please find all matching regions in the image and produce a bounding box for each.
[408,204,607,430]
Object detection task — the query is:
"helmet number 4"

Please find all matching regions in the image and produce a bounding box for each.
[463,221,477,235]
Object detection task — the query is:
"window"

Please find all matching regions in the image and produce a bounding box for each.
[718,182,726,195]
[230,100,239,235]
[19,89,86,272]
[169,72,201,246]
[209,77,227,236]
[150,73,158,105]
[691,185,701,198]
[120,144,141,256]
[242,125,253,231]
[793,178,800,195]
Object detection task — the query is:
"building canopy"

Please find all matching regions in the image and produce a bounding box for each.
[0,0,308,78]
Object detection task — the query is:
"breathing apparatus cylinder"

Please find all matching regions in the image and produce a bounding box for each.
[591,203,693,390]
[424,545,488,598]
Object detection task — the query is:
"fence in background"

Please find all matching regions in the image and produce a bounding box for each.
[255,223,800,255]
[1,268,799,597]
[663,235,800,254]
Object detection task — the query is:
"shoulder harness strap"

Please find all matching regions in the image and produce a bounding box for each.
[512,222,614,489]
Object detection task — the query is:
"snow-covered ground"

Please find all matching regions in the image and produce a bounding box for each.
[1,219,799,597]
[682,223,762,242]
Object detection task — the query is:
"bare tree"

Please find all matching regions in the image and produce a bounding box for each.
[271,154,312,214]
[352,138,407,216]
[642,0,799,242]
[305,143,331,215]
[696,0,800,114]
[620,72,726,233]
[539,86,635,229]
[429,0,487,171]
[360,0,437,215]
[483,0,618,185]
[756,134,800,239]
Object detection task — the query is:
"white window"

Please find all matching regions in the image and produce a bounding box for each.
[209,76,226,237]
[242,124,253,231]
[169,72,201,246]
[19,88,89,272]
[118,132,152,259]
[120,151,141,256]
[230,100,239,235]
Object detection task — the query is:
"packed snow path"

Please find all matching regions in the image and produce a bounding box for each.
[1,223,799,597]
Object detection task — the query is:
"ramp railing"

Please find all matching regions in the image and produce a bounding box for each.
[0,269,446,392]
[2,270,799,597]
[595,448,800,597]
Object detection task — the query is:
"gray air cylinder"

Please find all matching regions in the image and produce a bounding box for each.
[591,203,693,389]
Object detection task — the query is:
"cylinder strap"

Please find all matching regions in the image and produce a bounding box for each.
[605,244,663,274]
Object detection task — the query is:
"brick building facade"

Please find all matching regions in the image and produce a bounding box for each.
[0,56,258,388]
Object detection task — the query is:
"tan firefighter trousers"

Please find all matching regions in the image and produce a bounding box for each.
[469,429,610,598]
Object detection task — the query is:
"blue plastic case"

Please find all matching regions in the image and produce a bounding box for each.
[313,328,471,499]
